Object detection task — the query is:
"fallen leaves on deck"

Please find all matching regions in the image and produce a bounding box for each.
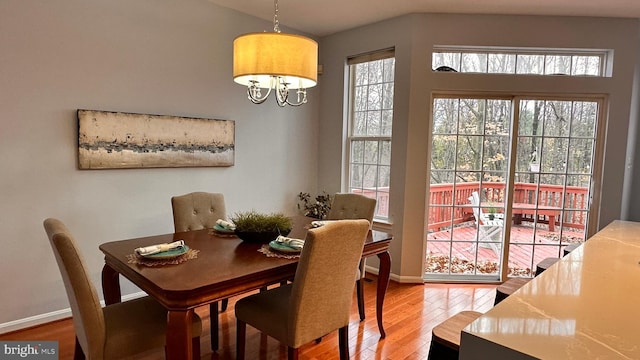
[539,233,584,244]
[425,254,498,274]
[426,253,532,276]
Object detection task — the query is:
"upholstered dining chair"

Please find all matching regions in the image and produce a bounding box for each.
[327,193,377,224]
[235,219,370,360]
[171,191,227,232]
[43,218,202,360]
[326,192,377,321]
[171,191,228,350]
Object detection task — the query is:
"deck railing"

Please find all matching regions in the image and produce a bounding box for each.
[355,182,588,232]
[428,182,588,231]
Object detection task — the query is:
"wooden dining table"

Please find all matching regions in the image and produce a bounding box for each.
[99,216,392,359]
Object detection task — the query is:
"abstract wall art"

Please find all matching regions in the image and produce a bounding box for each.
[78,109,235,169]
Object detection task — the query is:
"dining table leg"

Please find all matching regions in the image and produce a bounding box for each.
[101,264,121,305]
[166,309,193,360]
[375,250,391,338]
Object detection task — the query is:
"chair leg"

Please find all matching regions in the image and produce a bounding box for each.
[338,326,349,360]
[73,337,85,360]
[356,278,365,321]
[287,347,299,360]
[210,301,219,350]
[236,319,246,360]
[221,298,229,312]
[357,259,366,321]
[192,336,201,360]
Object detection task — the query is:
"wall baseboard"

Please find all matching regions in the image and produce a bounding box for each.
[391,274,425,283]
[1,269,423,335]
[364,265,424,284]
[0,292,146,335]
[0,308,70,335]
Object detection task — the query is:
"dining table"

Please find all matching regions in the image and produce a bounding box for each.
[99,216,393,359]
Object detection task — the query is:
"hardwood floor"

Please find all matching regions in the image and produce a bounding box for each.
[0,277,497,359]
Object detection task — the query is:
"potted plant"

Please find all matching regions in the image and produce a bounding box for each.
[297,191,332,219]
[230,210,292,243]
[487,206,497,220]
[529,162,540,172]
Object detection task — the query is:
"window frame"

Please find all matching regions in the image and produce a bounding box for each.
[345,49,396,222]
[432,46,611,77]
[426,92,606,280]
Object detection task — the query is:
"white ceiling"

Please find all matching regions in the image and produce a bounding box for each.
[208,0,640,36]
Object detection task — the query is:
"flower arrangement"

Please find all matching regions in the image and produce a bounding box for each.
[297,191,332,219]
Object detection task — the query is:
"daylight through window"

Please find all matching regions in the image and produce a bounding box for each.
[346,49,395,220]
[432,47,608,76]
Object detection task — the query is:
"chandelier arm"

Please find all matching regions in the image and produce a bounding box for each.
[245,77,310,107]
[247,88,270,104]
[247,80,273,104]
[273,77,306,107]
[285,88,308,106]
[273,77,308,107]
[274,77,289,107]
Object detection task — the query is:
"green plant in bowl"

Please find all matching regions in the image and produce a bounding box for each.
[230,211,292,243]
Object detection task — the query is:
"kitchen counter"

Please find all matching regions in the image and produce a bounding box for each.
[460,220,640,359]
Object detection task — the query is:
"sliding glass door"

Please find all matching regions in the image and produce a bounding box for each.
[507,99,599,277]
[426,95,603,281]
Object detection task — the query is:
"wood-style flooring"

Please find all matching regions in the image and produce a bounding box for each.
[0,276,498,359]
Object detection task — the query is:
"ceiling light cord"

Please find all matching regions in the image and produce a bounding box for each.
[273,0,280,33]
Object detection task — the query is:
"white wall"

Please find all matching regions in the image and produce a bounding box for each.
[319,14,639,281]
[0,0,319,329]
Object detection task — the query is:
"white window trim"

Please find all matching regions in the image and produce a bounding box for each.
[432,46,612,77]
[344,49,395,222]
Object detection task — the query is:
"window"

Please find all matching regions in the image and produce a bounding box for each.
[346,49,395,220]
[432,47,609,76]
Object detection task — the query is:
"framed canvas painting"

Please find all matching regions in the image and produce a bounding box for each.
[78,109,235,169]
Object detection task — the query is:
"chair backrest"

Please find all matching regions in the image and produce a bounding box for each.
[44,218,106,359]
[287,219,370,347]
[468,191,484,225]
[171,192,226,232]
[469,191,480,225]
[326,193,377,225]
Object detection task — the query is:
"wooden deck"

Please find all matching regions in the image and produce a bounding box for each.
[426,221,585,277]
